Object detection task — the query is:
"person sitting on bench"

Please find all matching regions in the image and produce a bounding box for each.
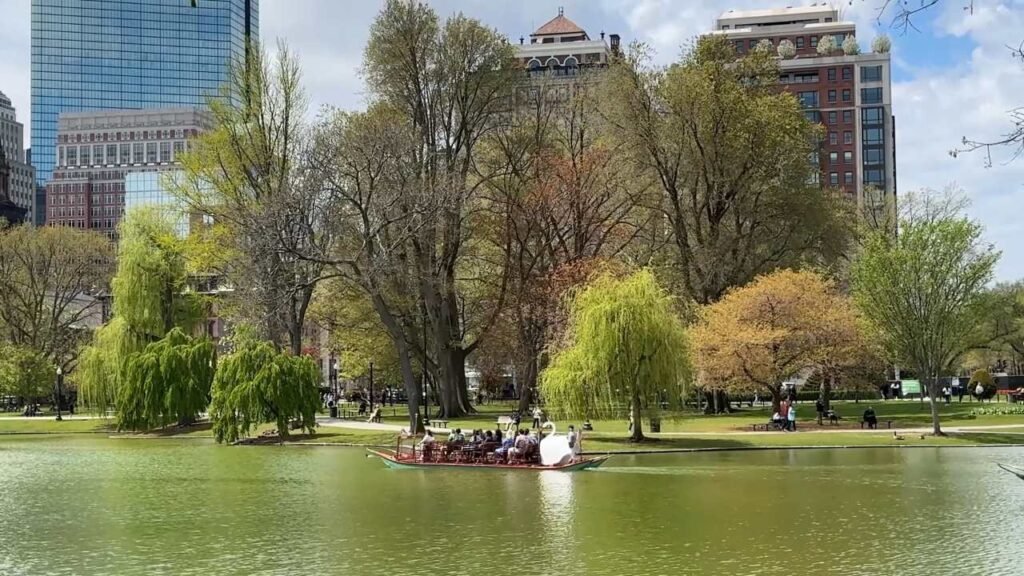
[827,409,840,424]
[862,407,878,429]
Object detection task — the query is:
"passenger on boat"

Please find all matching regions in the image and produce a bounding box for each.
[448,428,465,444]
[494,433,515,460]
[494,428,503,443]
[568,425,580,460]
[418,430,435,448]
[508,430,531,462]
[484,430,494,443]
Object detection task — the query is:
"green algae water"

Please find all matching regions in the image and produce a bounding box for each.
[1,437,1022,576]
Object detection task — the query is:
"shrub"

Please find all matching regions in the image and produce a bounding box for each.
[817,35,837,56]
[777,39,796,59]
[842,35,860,55]
[872,34,891,54]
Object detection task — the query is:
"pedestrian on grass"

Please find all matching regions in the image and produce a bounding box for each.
[815,399,825,425]
[787,403,797,432]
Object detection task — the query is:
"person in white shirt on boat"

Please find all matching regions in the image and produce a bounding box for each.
[417,430,435,449]
[567,425,580,461]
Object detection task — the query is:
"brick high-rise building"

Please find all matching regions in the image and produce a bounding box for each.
[711,5,896,219]
[44,107,212,239]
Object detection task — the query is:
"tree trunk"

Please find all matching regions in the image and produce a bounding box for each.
[769,386,782,415]
[516,355,538,413]
[629,390,644,442]
[395,340,423,433]
[702,390,732,414]
[927,374,943,436]
[819,376,833,412]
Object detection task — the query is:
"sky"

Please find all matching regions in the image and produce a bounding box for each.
[1,0,1023,280]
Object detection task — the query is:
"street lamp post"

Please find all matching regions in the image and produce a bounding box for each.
[54,366,63,422]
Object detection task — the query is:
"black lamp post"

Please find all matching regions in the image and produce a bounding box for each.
[54,366,63,422]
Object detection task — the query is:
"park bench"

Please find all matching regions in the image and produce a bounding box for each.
[751,421,786,432]
[367,407,382,424]
[426,419,448,430]
[860,419,894,429]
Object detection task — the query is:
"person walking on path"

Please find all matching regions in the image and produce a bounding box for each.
[787,403,797,432]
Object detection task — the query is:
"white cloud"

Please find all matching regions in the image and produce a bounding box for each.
[890,0,1024,281]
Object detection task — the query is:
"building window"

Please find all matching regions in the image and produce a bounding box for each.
[804,110,821,123]
[828,111,838,124]
[81,147,91,166]
[842,89,852,102]
[735,40,745,53]
[146,143,157,163]
[159,142,172,163]
[843,110,853,124]
[863,127,884,145]
[749,39,759,49]
[133,143,144,163]
[861,65,882,82]
[828,90,837,103]
[829,172,839,186]
[107,144,117,163]
[828,68,836,81]
[797,91,818,108]
[173,141,185,160]
[844,151,853,164]
[844,171,854,185]
[829,152,839,165]
[810,35,819,48]
[863,148,884,165]
[796,36,805,49]
[864,169,885,184]
[862,87,883,104]
[842,67,853,80]
[844,130,853,145]
[120,144,130,164]
[862,107,884,124]
[829,131,838,145]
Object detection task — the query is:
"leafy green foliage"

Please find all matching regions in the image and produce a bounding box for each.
[0,344,55,400]
[541,270,690,439]
[852,193,999,433]
[209,339,320,443]
[77,209,200,413]
[116,329,215,431]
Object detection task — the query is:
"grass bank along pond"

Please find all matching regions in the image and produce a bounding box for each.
[2,437,1024,576]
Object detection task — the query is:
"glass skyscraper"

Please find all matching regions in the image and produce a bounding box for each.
[30,0,258,210]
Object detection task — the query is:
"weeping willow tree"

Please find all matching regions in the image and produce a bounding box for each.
[116,328,215,431]
[209,336,320,443]
[540,270,691,442]
[77,208,202,416]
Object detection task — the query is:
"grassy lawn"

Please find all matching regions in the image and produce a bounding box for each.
[375,398,1024,434]
[0,417,113,434]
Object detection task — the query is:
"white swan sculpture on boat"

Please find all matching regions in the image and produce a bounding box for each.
[539,422,574,467]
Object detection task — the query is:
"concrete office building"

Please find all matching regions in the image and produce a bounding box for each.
[44,107,212,239]
[0,91,36,223]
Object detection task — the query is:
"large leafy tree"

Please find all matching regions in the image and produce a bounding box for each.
[0,225,113,370]
[116,328,215,431]
[852,192,999,435]
[541,270,690,442]
[693,269,863,414]
[0,344,55,402]
[209,334,320,443]
[77,209,201,413]
[605,36,853,306]
[174,42,327,355]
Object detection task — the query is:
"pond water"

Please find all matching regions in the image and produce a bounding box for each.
[1,437,1021,576]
